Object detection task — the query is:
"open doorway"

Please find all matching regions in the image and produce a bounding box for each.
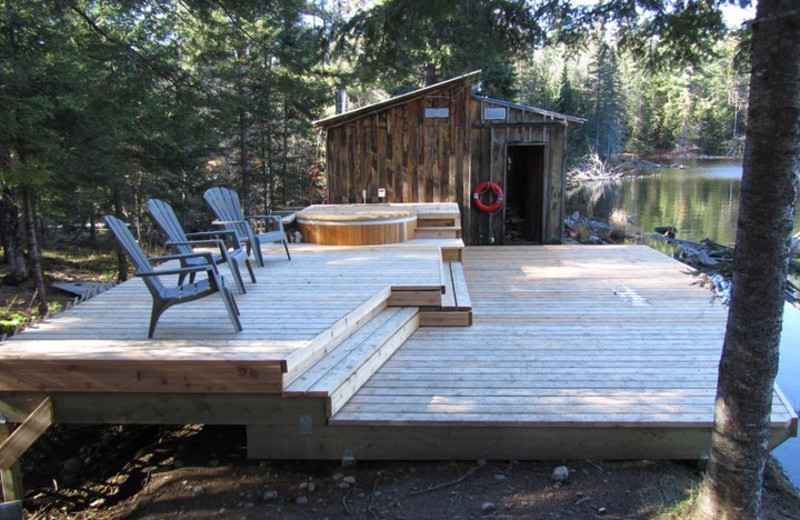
[505,145,545,243]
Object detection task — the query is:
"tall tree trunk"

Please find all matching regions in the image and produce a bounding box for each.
[281,103,290,206]
[692,0,800,518]
[112,191,128,282]
[21,186,48,316]
[0,187,26,282]
[259,65,272,213]
[236,49,250,207]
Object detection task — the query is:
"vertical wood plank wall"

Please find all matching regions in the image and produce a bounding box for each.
[326,84,470,208]
[468,99,567,245]
[323,84,568,245]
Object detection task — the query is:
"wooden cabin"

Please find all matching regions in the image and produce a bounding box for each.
[314,71,585,245]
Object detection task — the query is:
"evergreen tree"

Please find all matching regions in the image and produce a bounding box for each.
[586,41,624,160]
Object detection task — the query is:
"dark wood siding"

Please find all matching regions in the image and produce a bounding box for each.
[325,83,470,207]
[322,85,572,245]
[466,98,568,245]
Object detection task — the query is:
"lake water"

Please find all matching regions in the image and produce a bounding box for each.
[566,159,800,486]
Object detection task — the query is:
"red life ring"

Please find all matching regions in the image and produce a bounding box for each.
[472,181,505,213]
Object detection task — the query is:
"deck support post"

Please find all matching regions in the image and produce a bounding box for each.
[0,397,53,503]
[0,424,23,503]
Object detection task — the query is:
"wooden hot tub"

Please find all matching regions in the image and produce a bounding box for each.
[296,204,418,245]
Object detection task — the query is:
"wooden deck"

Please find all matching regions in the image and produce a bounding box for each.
[1,242,796,462]
[0,242,446,394]
[335,246,792,425]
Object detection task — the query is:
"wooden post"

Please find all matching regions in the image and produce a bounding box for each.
[0,423,23,503]
[0,397,53,503]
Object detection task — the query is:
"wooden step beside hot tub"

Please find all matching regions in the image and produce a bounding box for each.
[297,204,418,245]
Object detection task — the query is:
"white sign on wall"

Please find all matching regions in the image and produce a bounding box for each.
[484,107,507,120]
[425,108,450,118]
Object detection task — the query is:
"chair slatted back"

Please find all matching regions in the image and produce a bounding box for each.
[104,215,164,295]
[204,187,251,241]
[147,199,192,256]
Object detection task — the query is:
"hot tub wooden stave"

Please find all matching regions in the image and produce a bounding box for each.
[297,205,418,245]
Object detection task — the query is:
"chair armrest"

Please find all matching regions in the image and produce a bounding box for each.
[165,239,230,258]
[148,251,217,267]
[135,263,215,278]
[212,219,248,226]
[186,230,243,249]
[245,214,285,232]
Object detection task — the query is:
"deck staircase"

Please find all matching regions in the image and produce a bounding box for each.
[415,209,463,261]
[281,255,473,420]
[284,307,419,416]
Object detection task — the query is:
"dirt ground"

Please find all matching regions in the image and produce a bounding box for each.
[13,423,800,520]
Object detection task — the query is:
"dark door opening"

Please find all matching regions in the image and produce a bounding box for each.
[505,145,545,243]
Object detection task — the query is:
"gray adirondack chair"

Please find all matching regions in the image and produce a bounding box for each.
[147,198,256,294]
[203,187,290,267]
[104,215,242,338]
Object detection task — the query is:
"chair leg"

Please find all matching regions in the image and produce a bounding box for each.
[244,257,257,283]
[148,299,169,339]
[228,258,247,294]
[282,239,291,260]
[220,285,243,332]
[253,238,265,267]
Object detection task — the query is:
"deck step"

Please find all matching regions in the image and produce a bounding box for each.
[446,262,472,311]
[417,216,459,228]
[415,226,462,239]
[283,287,391,387]
[420,262,472,326]
[285,307,419,416]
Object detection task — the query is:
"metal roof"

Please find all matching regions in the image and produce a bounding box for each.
[313,71,585,128]
[472,95,586,126]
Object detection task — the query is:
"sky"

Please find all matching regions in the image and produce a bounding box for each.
[722,3,756,27]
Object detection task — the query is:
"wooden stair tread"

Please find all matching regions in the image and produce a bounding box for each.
[417,225,462,231]
[442,262,472,311]
[286,307,403,393]
[285,307,420,416]
[283,288,391,386]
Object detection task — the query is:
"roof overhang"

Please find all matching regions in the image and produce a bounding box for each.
[472,95,586,128]
[314,70,481,128]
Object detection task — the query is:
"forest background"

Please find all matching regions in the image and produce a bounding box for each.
[0,0,748,314]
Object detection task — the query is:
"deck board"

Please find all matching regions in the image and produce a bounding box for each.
[333,245,795,430]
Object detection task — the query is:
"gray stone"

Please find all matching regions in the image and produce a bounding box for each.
[551,466,570,482]
[481,502,497,514]
[296,496,309,505]
[262,490,279,502]
[343,476,357,484]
